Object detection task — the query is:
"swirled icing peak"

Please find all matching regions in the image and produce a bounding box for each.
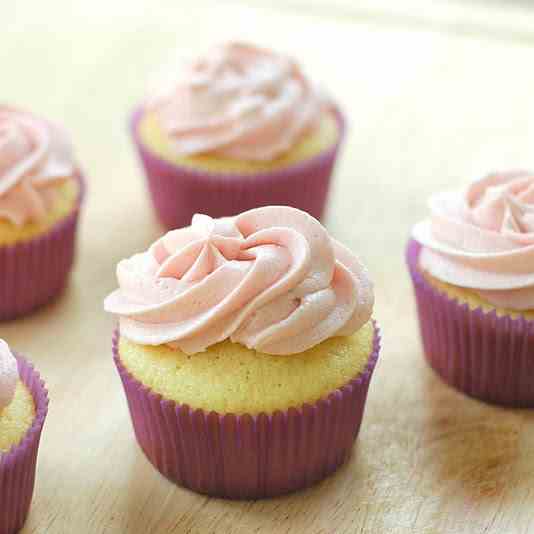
[413,171,534,310]
[105,206,374,355]
[0,107,75,226]
[0,339,18,412]
[147,42,326,161]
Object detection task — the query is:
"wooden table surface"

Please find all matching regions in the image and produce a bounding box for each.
[3,1,534,533]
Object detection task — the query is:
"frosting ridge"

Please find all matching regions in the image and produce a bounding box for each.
[105,206,374,354]
[0,107,75,226]
[147,42,326,161]
[0,339,18,412]
[413,171,534,310]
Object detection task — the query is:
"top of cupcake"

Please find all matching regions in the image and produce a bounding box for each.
[146,42,328,161]
[0,339,18,412]
[0,107,76,226]
[104,206,374,355]
[413,170,534,310]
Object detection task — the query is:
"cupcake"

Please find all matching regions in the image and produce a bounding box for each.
[408,170,534,407]
[0,107,85,320]
[105,206,379,498]
[0,339,48,534]
[131,42,345,229]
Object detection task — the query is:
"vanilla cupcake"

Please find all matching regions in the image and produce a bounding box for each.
[0,107,85,320]
[0,340,48,533]
[131,42,345,229]
[105,206,379,498]
[408,171,534,406]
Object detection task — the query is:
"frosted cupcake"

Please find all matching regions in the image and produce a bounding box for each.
[131,42,345,229]
[0,107,85,320]
[0,339,48,534]
[408,171,534,406]
[105,206,379,498]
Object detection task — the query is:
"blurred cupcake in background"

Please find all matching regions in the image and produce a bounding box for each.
[131,42,345,229]
[0,339,48,534]
[0,107,85,320]
[105,206,379,499]
[407,170,534,406]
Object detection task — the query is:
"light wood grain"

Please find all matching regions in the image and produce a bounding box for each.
[2,2,534,533]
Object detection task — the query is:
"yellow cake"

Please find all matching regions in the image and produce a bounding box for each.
[423,269,534,320]
[0,179,80,246]
[0,381,35,453]
[138,109,340,174]
[119,320,374,415]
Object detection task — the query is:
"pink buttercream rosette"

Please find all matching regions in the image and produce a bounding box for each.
[113,325,380,499]
[0,171,85,321]
[407,240,534,407]
[130,42,345,229]
[130,107,344,230]
[0,356,48,534]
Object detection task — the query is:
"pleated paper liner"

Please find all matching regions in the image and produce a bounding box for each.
[0,172,85,321]
[407,239,534,407]
[0,356,48,534]
[130,107,346,230]
[113,324,380,499]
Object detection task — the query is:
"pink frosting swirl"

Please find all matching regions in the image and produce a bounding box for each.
[104,206,374,355]
[147,42,326,161]
[413,171,534,310]
[0,107,75,226]
[0,339,18,412]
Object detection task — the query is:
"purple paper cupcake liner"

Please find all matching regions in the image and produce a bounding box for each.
[130,107,346,229]
[0,356,48,534]
[113,324,380,499]
[407,239,534,407]
[0,172,85,321]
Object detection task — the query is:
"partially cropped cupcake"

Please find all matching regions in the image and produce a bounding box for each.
[0,339,48,534]
[105,206,379,498]
[0,107,85,320]
[408,170,534,406]
[131,42,345,229]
